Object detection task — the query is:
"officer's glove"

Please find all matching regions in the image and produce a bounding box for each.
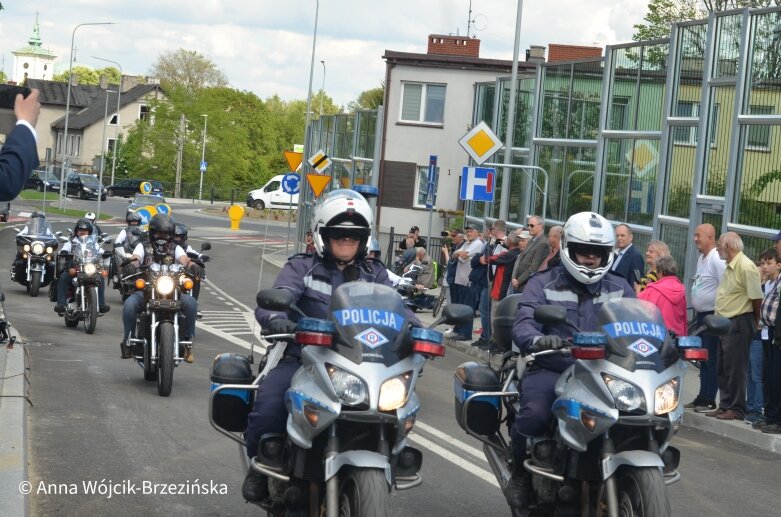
[531,335,565,353]
[262,318,297,336]
[200,255,211,263]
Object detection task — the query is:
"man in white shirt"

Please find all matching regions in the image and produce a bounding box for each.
[686,223,726,412]
[448,224,484,341]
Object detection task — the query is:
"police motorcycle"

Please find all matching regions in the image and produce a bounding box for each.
[454,297,731,517]
[57,232,111,334]
[11,214,59,297]
[209,282,473,517]
[121,258,197,397]
[395,264,437,312]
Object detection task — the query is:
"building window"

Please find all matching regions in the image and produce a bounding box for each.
[107,138,116,154]
[109,113,118,126]
[65,135,81,157]
[414,165,439,208]
[139,105,149,122]
[400,82,446,124]
[746,105,773,151]
[56,133,63,155]
[672,101,718,146]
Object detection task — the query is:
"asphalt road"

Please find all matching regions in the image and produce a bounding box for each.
[2,198,780,517]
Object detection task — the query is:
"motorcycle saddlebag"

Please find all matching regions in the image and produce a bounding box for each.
[492,294,523,353]
[210,353,255,432]
[454,362,501,436]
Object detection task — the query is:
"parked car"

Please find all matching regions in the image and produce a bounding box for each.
[65,173,108,201]
[0,201,9,222]
[127,194,167,213]
[246,174,299,210]
[107,178,164,198]
[24,170,61,192]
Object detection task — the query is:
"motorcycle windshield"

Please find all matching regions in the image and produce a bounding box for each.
[597,299,679,373]
[73,235,101,264]
[25,218,55,237]
[329,282,412,366]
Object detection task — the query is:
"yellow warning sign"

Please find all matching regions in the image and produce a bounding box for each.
[307,174,332,198]
[284,150,303,172]
[458,121,503,166]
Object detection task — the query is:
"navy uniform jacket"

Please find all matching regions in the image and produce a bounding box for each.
[512,266,636,372]
[0,123,39,202]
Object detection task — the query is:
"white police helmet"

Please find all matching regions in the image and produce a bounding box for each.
[560,212,615,285]
[312,189,373,261]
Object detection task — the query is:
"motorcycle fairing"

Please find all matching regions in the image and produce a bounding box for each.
[597,299,679,373]
[329,283,412,366]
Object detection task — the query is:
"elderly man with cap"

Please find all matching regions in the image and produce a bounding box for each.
[398,225,427,251]
[447,223,484,341]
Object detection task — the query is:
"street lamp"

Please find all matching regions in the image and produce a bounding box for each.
[319,60,326,117]
[299,0,320,253]
[92,56,122,187]
[96,89,116,219]
[198,114,208,201]
[58,22,115,209]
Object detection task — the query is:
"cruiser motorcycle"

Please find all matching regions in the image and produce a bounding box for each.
[12,217,58,297]
[111,227,147,300]
[123,260,196,397]
[57,234,110,334]
[209,282,472,516]
[454,297,730,517]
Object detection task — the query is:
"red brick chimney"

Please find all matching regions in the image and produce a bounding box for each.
[427,34,480,58]
[548,44,602,62]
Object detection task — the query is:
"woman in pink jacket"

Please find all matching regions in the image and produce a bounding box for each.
[638,255,688,336]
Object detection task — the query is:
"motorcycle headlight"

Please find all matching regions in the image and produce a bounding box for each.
[327,365,368,406]
[83,263,97,275]
[46,246,54,254]
[602,374,646,413]
[654,378,680,415]
[23,244,31,252]
[378,372,413,411]
[32,242,44,255]
[155,276,175,295]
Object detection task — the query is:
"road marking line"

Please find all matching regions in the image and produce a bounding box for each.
[414,420,486,461]
[407,433,498,488]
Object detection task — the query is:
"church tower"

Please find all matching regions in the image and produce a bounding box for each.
[11,13,57,84]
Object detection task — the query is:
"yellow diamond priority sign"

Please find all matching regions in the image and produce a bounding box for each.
[458,121,503,166]
[308,149,332,174]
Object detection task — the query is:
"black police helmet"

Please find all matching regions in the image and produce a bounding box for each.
[126,211,143,226]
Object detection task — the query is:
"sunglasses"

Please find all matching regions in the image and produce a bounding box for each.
[527,223,537,228]
[328,229,362,242]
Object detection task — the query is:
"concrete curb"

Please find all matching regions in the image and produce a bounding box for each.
[0,325,28,517]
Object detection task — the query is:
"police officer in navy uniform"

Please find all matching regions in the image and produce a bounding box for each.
[242,189,419,502]
[507,212,635,510]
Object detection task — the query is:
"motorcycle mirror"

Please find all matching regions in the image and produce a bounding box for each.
[534,305,568,326]
[55,231,63,237]
[702,314,731,336]
[100,233,109,240]
[201,242,212,251]
[257,289,295,312]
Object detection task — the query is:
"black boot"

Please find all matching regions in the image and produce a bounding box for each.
[505,467,531,512]
[242,468,269,502]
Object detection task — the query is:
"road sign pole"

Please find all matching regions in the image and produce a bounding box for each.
[286,194,294,256]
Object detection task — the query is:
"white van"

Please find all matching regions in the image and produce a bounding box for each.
[246,174,299,210]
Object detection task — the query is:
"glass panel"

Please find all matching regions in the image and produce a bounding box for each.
[675,23,707,110]
[713,14,742,79]
[735,124,781,230]
[488,153,527,222]
[568,60,603,139]
[636,42,668,131]
[664,141,697,218]
[401,83,422,121]
[535,144,596,222]
[475,82,495,126]
[658,223,689,281]
[496,77,536,148]
[540,64,572,139]
[740,234,776,266]
[602,138,659,226]
[747,11,781,114]
[609,43,667,132]
[702,85,735,196]
[355,110,377,159]
[333,114,355,159]
[424,85,446,123]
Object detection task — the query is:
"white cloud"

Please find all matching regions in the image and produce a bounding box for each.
[1,1,654,106]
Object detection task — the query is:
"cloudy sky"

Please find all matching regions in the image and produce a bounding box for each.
[1,0,651,107]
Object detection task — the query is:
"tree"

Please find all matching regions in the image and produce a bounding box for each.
[149,49,228,94]
[632,0,701,42]
[51,66,121,85]
[347,85,384,112]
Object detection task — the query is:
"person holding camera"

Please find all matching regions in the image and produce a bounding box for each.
[1,88,41,201]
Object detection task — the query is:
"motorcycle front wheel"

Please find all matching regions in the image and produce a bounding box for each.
[84,287,98,334]
[338,468,390,517]
[29,270,41,297]
[157,321,175,397]
[606,467,671,517]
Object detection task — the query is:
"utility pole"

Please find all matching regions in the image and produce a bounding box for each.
[175,113,185,198]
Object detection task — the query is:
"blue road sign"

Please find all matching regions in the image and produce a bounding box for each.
[135,207,154,225]
[281,173,300,195]
[426,155,437,209]
[460,167,496,202]
[200,161,207,172]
